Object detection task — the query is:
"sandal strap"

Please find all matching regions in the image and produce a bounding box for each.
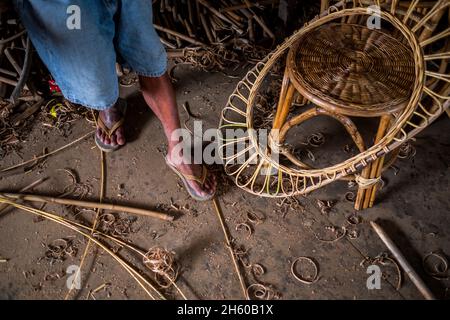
[182,166,207,185]
[97,116,125,139]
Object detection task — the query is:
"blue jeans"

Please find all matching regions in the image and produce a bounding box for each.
[14,0,168,110]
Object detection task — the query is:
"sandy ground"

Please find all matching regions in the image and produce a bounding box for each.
[0,64,449,300]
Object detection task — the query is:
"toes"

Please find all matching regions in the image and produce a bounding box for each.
[110,133,117,147]
[192,183,207,197]
[104,135,111,146]
[101,132,107,144]
[99,131,105,143]
[204,180,212,192]
[116,128,126,145]
[203,178,216,195]
[97,129,106,144]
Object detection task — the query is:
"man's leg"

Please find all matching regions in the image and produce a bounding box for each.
[139,73,216,198]
[15,0,122,150]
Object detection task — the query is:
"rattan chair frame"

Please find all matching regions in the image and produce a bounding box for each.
[219,1,449,205]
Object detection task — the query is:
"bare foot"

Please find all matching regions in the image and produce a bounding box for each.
[96,101,126,148]
[166,151,217,199]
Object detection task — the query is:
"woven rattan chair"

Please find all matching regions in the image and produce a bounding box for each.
[219,0,449,210]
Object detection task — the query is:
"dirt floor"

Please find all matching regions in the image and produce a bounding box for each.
[0,64,449,300]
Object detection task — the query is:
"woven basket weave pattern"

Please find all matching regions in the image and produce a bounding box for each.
[291,23,416,116]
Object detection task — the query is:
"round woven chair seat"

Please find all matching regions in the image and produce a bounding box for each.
[289,23,416,117]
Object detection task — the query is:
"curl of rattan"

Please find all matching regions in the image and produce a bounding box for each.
[291,256,319,285]
[245,283,280,300]
[219,3,449,197]
[422,252,449,280]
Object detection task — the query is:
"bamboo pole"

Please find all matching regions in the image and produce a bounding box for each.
[160,37,177,49]
[251,12,275,39]
[200,13,214,44]
[0,178,47,214]
[221,0,277,13]
[0,131,95,173]
[1,198,164,300]
[370,221,436,300]
[212,197,248,299]
[197,0,244,34]
[0,75,18,86]
[0,193,174,221]
[154,24,207,46]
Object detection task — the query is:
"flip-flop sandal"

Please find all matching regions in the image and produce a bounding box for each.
[95,100,127,153]
[165,156,216,201]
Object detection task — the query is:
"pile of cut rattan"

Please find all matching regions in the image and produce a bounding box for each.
[154,0,280,70]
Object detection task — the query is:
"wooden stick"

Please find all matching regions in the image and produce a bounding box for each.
[221,0,276,12]
[65,149,106,300]
[3,198,164,300]
[183,17,195,38]
[212,197,248,299]
[223,7,244,23]
[197,0,244,34]
[160,37,177,49]
[243,0,274,39]
[166,49,188,59]
[370,221,436,300]
[248,18,255,42]
[4,48,23,74]
[200,13,214,44]
[10,98,44,126]
[0,131,95,173]
[0,67,17,77]
[187,0,195,25]
[252,13,275,39]
[0,177,47,214]
[0,75,18,86]
[0,193,174,221]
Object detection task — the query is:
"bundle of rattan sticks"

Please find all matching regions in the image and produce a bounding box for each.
[153,0,278,49]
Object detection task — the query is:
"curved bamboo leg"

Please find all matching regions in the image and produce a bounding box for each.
[278,107,367,171]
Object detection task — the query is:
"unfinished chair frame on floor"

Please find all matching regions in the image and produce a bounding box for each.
[219,0,449,209]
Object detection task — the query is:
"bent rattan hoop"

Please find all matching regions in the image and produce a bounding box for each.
[219,1,450,198]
